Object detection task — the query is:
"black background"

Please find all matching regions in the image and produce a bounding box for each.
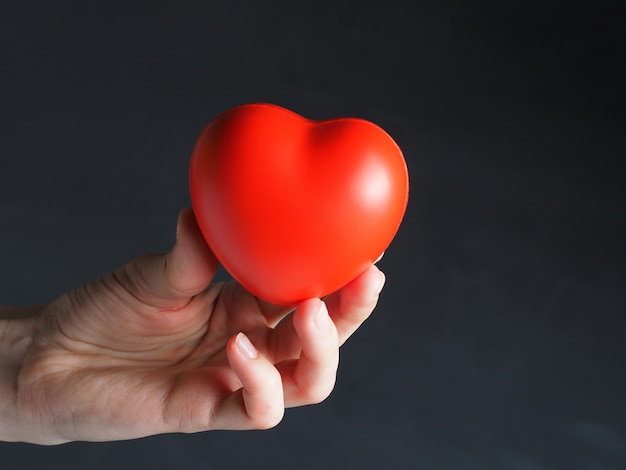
[1,1,625,468]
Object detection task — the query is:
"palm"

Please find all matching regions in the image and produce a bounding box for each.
[20,280,278,441]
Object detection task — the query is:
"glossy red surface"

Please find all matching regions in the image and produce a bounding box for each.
[190,103,409,306]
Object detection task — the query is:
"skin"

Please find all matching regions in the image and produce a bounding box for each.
[0,208,385,445]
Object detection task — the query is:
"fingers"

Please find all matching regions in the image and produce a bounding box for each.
[324,264,385,346]
[114,208,218,310]
[279,298,339,407]
[207,299,340,429]
[264,264,385,366]
[209,333,285,430]
[171,264,384,432]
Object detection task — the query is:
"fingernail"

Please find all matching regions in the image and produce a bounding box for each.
[236,332,258,359]
[314,301,332,332]
[374,251,385,263]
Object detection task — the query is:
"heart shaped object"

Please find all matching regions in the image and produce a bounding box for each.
[189,103,409,306]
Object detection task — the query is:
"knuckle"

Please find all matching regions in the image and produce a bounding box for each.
[302,379,336,405]
[247,370,285,430]
[251,406,285,430]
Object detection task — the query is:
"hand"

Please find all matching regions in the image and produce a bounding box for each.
[0,209,385,444]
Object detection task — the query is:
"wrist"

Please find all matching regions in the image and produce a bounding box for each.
[0,305,42,442]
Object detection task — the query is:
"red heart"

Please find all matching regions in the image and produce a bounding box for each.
[189,103,409,306]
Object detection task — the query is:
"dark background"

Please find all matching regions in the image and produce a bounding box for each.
[1,1,625,468]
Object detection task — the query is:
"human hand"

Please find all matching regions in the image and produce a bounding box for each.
[0,209,385,444]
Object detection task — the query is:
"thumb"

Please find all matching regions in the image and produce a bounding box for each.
[114,208,218,309]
